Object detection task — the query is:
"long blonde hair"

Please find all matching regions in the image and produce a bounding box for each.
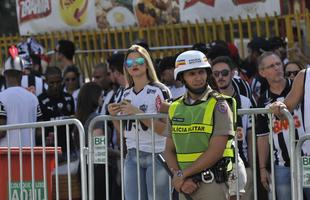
[124,45,159,87]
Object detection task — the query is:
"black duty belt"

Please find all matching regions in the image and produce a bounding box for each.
[191,169,214,184]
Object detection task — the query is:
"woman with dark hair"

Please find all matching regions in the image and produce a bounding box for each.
[63,65,80,111]
[76,82,119,200]
[283,60,306,81]
[76,82,102,127]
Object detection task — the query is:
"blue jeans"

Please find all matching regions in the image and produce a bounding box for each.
[274,165,310,200]
[124,149,170,200]
[274,165,291,200]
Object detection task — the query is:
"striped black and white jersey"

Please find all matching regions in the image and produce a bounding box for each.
[232,76,257,107]
[234,92,253,167]
[111,86,125,104]
[98,90,114,115]
[256,78,310,166]
[21,74,47,96]
[0,74,47,96]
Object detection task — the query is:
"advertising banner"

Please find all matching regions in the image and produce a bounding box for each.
[16,0,281,35]
[17,0,97,35]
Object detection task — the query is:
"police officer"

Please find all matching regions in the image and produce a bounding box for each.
[164,50,235,200]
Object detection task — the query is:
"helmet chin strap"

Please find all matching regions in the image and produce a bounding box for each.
[185,82,207,95]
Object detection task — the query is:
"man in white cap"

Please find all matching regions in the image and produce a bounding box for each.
[0,46,42,147]
[164,50,235,200]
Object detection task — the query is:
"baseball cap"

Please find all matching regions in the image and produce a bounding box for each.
[158,56,175,73]
[206,43,231,61]
[268,36,286,50]
[247,37,271,53]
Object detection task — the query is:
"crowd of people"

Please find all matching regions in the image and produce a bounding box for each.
[0,35,310,200]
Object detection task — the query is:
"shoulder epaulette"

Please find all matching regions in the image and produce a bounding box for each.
[172,95,184,103]
[210,90,237,131]
[209,90,229,101]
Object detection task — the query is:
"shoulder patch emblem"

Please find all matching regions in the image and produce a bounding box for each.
[216,102,227,113]
[155,95,161,112]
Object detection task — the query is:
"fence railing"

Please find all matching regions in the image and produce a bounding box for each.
[87,113,169,200]
[296,134,310,200]
[238,107,296,200]
[0,119,87,200]
[0,106,302,199]
[86,107,297,200]
[1,11,310,78]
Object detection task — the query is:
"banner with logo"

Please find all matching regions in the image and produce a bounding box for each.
[17,0,281,35]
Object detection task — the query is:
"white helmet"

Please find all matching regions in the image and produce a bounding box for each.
[174,50,211,80]
[4,56,24,72]
[4,46,24,73]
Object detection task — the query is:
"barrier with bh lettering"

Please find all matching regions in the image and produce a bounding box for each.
[93,136,106,164]
[302,156,310,187]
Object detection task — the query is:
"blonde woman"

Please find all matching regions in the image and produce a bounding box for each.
[108,45,171,200]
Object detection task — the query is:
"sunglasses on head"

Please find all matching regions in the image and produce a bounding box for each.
[125,57,145,68]
[65,77,76,82]
[212,69,230,78]
[285,70,299,77]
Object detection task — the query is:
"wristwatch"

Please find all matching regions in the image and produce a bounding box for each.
[175,170,184,178]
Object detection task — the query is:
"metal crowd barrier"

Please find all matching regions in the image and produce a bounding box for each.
[238,107,296,200]
[87,108,296,200]
[87,113,169,200]
[296,134,310,200]
[0,119,87,200]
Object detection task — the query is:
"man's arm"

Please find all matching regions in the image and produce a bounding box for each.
[164,136,180,173]
[283,69,305,112]
[257,135,271,191]
[159,101,171,113]
[247,129,253,167]
[271,70,306,119]
[0,117,7,138]
[0,101,7,138]
[257,135,269,168]
[164,136,185,192]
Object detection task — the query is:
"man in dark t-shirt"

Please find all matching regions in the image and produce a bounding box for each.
[38,66,75,161]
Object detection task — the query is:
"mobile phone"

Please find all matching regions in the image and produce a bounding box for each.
[121,99,131,104]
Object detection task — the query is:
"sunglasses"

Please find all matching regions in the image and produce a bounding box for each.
[125,57,145,68]
[212,69,230,78]
[285,70,299,77]
[65,77,76,82]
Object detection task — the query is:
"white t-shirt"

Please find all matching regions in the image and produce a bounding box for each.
[121,82,171,153]
[0,87,41,147]
[168,85,186,100]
